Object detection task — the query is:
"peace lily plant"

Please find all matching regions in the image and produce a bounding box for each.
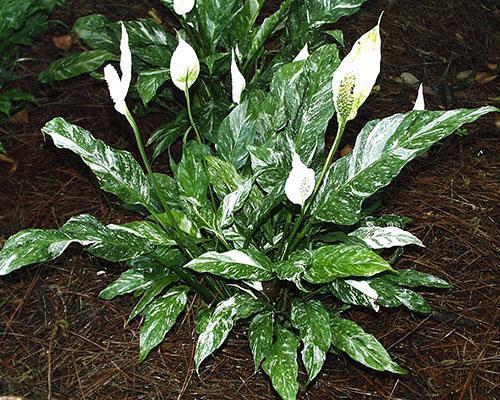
[2,6,498,400]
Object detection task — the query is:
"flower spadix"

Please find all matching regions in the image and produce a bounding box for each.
[285,150,315,206]
[231,49,246,104]
[413,83,425,110]
[173,0,195,15]
[293,43,310,62]
[170,36,200,91]
[332,18,382,123]
[104,22,131,115]
[345,280,380,311]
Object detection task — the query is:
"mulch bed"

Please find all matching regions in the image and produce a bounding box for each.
[1,0,499,399]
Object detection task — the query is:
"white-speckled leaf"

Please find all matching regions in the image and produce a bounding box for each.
[349,226,423,249]
[185,248,274,281]
[330,315,406,374]
[304,244,392,284]
[137,68,170,106]
[291,300,331,383]
[249,311,274,371]
[139,285,189,362]
[262,325,300,400]
[330,279,379,311]
[42,117,153,209]
[0,214,155,275]
[314,107,498,225]
[219,178,253,227]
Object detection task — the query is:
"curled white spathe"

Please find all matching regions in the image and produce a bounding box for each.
[104,22,131,115]
[285,150,315,206]
[413,83,425,110]
[231,49,246,104]
[170,36,200,92]
[173,0,195,15]
[332,18,382,123]
[293,43,309,62]
[345,280,380,312]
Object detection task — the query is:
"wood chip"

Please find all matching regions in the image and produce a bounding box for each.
[52,34,73,50]
[475,72,497,84]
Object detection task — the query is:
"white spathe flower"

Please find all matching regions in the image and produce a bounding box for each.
[231,49,246,104]
[293,43,310,62]
[332,19,382,123]
[285,150,315,206]
[413,83,425,110]
[104,22,131,115]
[345,280,380,312]
[173,0,195,15]
[170,36,200,92]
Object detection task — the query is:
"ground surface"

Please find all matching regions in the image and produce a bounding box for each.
[0,0,499,399]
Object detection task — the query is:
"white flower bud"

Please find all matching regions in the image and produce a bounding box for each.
[285,150,315,206]
[104,22,131,115]
[332,18,382,123]
[173,0,195,15]
[293,43,309,62]
[413,83,425,110]
[345,280,380,312]
[170,36,200,92]
[231,49,246,104]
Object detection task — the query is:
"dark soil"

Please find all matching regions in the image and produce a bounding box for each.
[1,1,499,399]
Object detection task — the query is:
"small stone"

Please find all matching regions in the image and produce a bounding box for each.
[399,72,420,86]
[456,70,473,80]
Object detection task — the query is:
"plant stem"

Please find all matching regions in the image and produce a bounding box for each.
[184,88,202,143]
[282,120,347,259]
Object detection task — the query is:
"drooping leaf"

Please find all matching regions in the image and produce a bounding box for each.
[382,269,450,289]
[349,226,424,249]
[369,278,432,314]
[42,118,154,209]
[304,244,393,284]
[291,299,331,383]
[39,50,118,83]
[185,248,274,281]
[249,311,274,371]
[137,68,170,106]
[314,107,499,225]
[139,285,189,362]
[360,214,413,229]
[195,294,263,369]
[0,214,155,275]
[262,325,300,400]
[330,315,406,374]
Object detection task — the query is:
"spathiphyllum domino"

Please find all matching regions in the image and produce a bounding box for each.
[3,3,499,400]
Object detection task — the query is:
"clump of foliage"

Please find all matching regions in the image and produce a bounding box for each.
[2,2,498,400]
[39,0,364,160]
[0,0,62,123]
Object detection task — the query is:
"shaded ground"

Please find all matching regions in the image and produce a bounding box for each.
[1,0,499,399]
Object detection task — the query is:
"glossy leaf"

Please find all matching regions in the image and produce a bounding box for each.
[194,0,238,52]
[42,118,153,209]
[72,14,116,51]
[219,178,253,227]
[330,279,379,311]
[139,285,189,361]
[39,50,118,83]
[291,299,331,383]
[304,244,393,284]
[249,311,274,371]
[330,315,406,374]
[185,249,274,281]
[262,325,300,400]
[137,68,170,106]
[370,278,432,314]
[383,269,450,289]
[314,107,498,225]
[349,226,424,249]
[176,142,209,202]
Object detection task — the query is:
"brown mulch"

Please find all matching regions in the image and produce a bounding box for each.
[1,0,499,399]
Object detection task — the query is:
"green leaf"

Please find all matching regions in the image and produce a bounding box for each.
[216,100,257,169]
[219,177,253,227]
[194,0,238,52]
[0,140,5,153]
[147,115,189,161]
[360,215,413,229]
[262,325,300,400]
[39,50,118,83]
[0,214,155,275]
[72,14,116,51]
[42,118,153,209]
[330,279,379,311]
[176,142,209,202]
[248,145,289,193]
[291,299,331,383]
[383,269,450,289]
[370,279,432,314]
[137,68,170,106]
[195,294,263,369]
[139,285,189,362]
[326,29,344,46]
[349,226,424,249]
[206,156,244,198]
[314,107,499,225]
[304,244,393,284]
[330,315,406,374]
[274,250,310,291]
[249,311,274,371]
[227,0,265,45]
[185,248,274,281]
